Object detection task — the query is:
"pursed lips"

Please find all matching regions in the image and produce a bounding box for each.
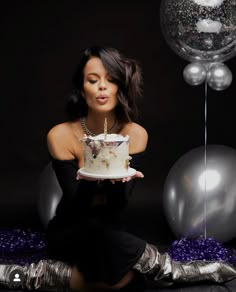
[96,95,109,104]
[96,94,108,100]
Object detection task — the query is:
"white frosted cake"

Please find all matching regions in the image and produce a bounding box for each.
[82,133,131,176]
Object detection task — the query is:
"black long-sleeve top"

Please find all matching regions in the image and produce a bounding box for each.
[49,152,145,228]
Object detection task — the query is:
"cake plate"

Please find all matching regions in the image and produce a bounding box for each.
[78,167,137,179]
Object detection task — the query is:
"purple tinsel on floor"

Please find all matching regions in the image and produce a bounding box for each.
[1,229,236,267]
[168,237,236,266]
[0,228,47,265]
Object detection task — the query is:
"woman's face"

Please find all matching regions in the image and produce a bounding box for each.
[82,57,118,113]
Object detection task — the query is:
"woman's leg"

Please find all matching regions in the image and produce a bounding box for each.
[0,260,71,290]
[133,243,236,285]
[0,262,135,292]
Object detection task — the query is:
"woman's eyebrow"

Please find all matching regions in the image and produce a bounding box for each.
[87,73,99,77]
[87,72,109,77]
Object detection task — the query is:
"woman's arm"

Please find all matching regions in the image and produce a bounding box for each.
[47,123,89,200]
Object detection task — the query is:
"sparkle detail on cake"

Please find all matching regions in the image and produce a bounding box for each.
[82,134,131,175]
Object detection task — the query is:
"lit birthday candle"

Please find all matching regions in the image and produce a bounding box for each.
[104,117,107,139]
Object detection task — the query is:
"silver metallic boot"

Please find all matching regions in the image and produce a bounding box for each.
[133,243,236,285]
[0,259,71,290]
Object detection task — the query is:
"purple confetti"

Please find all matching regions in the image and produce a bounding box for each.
[1,229,236,267]
[0,228,47,265]
[168,237,236,266]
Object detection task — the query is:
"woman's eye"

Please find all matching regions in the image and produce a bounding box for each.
[88,80,97,84]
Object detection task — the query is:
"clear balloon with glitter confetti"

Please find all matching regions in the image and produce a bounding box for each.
[160,0,236,63]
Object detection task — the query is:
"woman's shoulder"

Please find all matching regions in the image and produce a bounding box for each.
[47,122,71,139]
[121,122,148,154]
[121,122,148,138]
[47,121,77,160]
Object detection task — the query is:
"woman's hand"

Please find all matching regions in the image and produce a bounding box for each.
[110,171,144,184]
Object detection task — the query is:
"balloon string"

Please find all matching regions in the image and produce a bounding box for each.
[204,79,208,239]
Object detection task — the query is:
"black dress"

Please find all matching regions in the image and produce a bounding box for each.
[45,152,146,285]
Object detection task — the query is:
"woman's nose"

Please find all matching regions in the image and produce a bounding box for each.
[99,79,107,90]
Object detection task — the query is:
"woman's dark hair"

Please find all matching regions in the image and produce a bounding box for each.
[65,46,143,122]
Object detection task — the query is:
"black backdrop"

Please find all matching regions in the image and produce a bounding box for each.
[1,1,236,244]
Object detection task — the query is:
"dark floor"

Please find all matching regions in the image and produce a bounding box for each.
[146,279,236,291]
[2,280,236,292]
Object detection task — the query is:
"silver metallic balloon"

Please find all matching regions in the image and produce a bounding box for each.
[183,62,207,85]
[206,62,233,90]
[160,0,236,63]
[163,145,236,242]
[37,162,62,229]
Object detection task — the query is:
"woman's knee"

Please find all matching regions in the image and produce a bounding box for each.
[70,265,86,291]
[70,266,135,291]
[109,270,135,290]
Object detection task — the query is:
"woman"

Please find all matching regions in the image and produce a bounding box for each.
[0,46,236,291]
[45,45,148,291]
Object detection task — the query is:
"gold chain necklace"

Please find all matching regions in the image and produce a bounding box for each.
[80,117,117,136]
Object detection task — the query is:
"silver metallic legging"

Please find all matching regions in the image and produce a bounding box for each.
[133,243,236,284]
[0,259,71,290]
